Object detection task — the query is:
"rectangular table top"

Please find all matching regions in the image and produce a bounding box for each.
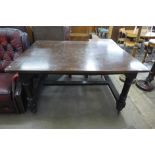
[141,32,155,38]
[5,39,149,74]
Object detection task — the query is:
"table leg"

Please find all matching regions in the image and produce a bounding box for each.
[68,75,72,78]
[136,62,155,91]
[84,75,88,79]
[20,73,37,113]
[116,73,137,112]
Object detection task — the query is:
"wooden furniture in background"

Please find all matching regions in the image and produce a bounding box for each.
[69,26,93,41]
[120,27,155,41]
[119,27,142,82]
[142,39,155,63]
[124,27,143,49]
[69,33,90,41]
[117,28,126,44]
[26,26,34,44]
[107,26,113,39]
[118,27,142,49]
[111,26,135,42]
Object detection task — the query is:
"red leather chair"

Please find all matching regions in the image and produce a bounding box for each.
[0,28,30,113]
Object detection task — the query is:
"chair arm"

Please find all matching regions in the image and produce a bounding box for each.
[14,81,26,113]
[11,73,26,113]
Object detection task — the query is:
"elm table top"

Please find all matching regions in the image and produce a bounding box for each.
[5,39,149,74]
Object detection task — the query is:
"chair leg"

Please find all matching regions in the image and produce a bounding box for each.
[142,50,148,63]
[131,46,138,57]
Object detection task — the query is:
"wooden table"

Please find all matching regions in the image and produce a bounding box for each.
[140,32,155,39]
[5,40,148,113]
[122,29,155,39]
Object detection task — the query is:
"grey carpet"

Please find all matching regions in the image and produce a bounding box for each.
[0,75,151,129]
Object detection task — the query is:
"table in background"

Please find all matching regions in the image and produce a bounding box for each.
[120,28,155,39]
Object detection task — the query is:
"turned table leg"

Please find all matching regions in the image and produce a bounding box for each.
[20,73,37,113]
[117,73,137,112]
[136,62,155,91]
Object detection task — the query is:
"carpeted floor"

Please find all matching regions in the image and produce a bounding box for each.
[0,74,155,129]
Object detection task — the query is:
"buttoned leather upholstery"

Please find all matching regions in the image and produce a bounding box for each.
[0,28,30,113]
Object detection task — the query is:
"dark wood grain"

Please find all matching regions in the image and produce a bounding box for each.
[5,39,148,74]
